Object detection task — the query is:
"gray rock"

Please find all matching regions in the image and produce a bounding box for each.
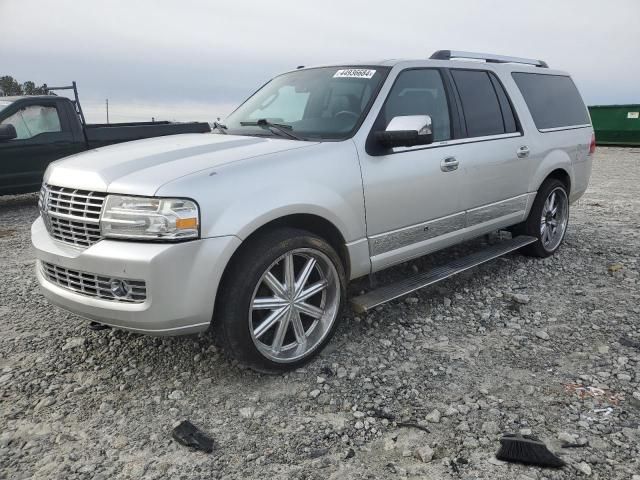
[511,294,530,305]
[458,404,471,415]
[239,406,255,418]
[168,390,184,400]
[535,330,550,340]
[414,445,434,463]
[425,409,441,423]
[558,432,577,444]
[62,337,85,351]
[34,396,55,412]
[575,461,592,476]
[443,406,459,417]
[481,421,499,435]
[456,422,470,432]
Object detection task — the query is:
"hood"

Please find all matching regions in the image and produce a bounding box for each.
[45,133,318,196]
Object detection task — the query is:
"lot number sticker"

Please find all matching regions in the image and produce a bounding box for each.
[334,69,376,79]
[627,111,639,119]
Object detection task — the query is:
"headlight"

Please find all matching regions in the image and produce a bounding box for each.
[100,195,199,241]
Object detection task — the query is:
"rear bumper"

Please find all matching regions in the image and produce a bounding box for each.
[31,216,241,335]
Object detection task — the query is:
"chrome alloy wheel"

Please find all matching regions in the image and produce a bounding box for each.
[540,187,568,251]
[249,248,340,363]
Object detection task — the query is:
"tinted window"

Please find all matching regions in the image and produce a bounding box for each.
[382,69,451,141]
[512,73,590,130]
[0,105,62,140]
[490,75,518,133]
[451,69,505,137]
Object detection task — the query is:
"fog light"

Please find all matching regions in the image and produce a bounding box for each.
[110,279,131,298]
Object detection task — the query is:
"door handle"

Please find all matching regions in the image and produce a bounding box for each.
[517,145,530,158]
[440,156,459,172]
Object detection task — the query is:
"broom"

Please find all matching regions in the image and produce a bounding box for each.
[496,433,565,468]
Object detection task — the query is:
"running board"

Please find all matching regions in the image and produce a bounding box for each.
[350,235,536,313]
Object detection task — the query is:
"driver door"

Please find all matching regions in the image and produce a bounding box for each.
[356,68,467,271]
[0,102,78,194]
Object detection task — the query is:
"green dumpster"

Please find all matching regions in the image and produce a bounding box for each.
[588,104,640,146]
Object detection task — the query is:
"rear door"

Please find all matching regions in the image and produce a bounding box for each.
[448,68,532,232]
[0,101,81,193]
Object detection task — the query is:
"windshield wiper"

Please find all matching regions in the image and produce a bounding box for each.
[239,119,305,141]
[212,121,228,134]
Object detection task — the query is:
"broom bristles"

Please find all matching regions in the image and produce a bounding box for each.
[496,434,565,468]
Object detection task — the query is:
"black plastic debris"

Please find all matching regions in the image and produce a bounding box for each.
[172,420,215,453]
[496,433,565,468]
[88,321,111,331]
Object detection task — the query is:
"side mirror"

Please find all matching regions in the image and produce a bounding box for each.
[0,124,17,142]
[374,115,434,148]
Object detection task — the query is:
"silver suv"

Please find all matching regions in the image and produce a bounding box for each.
[32,50,594,372]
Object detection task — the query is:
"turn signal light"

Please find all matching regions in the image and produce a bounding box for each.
[176,218,198,229]
[589,133,596,155]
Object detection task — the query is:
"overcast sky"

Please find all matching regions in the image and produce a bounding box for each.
[1,0,638,123]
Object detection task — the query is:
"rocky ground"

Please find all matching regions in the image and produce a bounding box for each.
[1,147,639,480]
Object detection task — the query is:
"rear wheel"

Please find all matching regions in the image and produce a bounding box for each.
[214,228,346,373]
[519,178,569,257]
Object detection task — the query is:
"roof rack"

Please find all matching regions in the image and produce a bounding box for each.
[44,81,87,126]
[430,50,548,68]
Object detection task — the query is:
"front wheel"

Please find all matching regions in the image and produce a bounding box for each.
[519,178,570,258]
[214,228,346,373]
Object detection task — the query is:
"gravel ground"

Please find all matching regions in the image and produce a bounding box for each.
[1,147,639,480]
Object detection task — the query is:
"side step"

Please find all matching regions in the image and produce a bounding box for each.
[350,235,536,313]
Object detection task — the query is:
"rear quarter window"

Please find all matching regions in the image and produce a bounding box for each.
[512,73,590,130]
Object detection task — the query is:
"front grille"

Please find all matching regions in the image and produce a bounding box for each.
[41,262,147,303]
[40,184,107,248]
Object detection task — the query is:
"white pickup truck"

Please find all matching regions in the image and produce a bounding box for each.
[32,50,594,372]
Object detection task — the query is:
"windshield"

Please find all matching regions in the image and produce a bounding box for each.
[0,100,13,114]
[225,66,389,140]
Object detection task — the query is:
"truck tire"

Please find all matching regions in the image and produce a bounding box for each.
[214,228,346,373]
[519,178,570,258]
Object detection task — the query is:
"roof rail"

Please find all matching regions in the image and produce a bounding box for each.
[430,50,548,68]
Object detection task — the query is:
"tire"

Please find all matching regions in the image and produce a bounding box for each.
[214,228,347,373]
[518,178,570,258]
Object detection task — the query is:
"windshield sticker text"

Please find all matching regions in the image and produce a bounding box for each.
[333,69,376,79]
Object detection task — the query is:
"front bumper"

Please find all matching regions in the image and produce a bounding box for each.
[31,216,241,335]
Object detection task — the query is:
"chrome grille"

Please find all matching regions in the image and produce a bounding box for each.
[40,262,147,303]
[39,184,107,247]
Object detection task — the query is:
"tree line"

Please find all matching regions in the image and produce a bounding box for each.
[0,76,49,96]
